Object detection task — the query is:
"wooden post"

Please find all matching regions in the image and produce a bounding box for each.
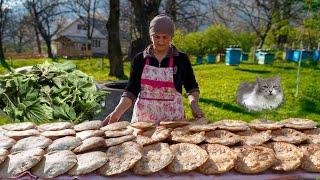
[295,41,303,98]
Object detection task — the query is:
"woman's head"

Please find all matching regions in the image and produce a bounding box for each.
[149,14,174,53]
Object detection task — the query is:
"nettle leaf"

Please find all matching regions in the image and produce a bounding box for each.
[53,103,76,121]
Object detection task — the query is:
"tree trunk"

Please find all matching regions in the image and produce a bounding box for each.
[44,37,53,59]
[128,0,161,60]
[34,25,42,54]
[108,0,124,77]
[165,0,177,21]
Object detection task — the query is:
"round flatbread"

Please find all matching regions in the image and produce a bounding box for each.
[281,118,317,130]
[300,144,320,172]
[197,144,237,175]
[205,130,241,146]
[47,136,82,152]
[0,149,9,165]
[135,127,172,146]
[98,141,142,176]
[271,128,308,144]
[31,150,77,178]
[104,128,134,138]
[130,121,155,130]
[38,122,73,131]
[41,129,76,139]
[237,129,272,146]
[74,120,103,131]
[215,119,249,131]
[5,129,40,140]
[0,127,7,137]
[0,149,45,178]
[266,142,303,171]
[11,136,52,153]
[76,130,104,140]
[168,143,208,173]
[171,127,205,144]
[73,137,106,153]
[159,120,190,128]
[100,121,130,131]
[233,145,276,174]
[1,122,36,131]
[303,128,320,144]
[68,151,108,175]
[0,136,16,149]
[188,124,217,132]
[189,117,210,125]
[249,119,283,130]
[105,135,136,147]
[133,143,174,175]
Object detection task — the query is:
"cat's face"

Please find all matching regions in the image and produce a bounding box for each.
[256,76,282,99]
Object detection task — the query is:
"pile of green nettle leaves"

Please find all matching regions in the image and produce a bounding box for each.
[0,61,107,123]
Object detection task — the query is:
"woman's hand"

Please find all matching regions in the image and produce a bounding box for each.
[190,101,204,118]
[102,111,121,126]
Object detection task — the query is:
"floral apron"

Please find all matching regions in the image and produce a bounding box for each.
[131,51,184,124]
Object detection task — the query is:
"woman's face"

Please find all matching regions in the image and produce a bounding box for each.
[150,33,172,53]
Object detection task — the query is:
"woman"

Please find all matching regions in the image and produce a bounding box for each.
[103,14,203,125]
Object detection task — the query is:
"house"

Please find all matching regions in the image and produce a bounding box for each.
[53,17,108,57]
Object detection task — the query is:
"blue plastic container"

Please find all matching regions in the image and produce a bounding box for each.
[292,50,312,62]
[313,50,320,62]
[240,53,248,61]
[196,56,203,64]
[285,49,293,61]
[207,54,215,64]
[225,48,241,65]
[256,51,275,64]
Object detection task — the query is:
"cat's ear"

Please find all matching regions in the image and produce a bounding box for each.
[256,76,262,82]
[274,74,281,82]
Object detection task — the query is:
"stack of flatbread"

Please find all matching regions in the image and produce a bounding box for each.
[0,117,319,178]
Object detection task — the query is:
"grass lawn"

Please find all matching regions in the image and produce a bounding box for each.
[1,57,320,124]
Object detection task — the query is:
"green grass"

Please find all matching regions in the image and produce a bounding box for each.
[1,57,320,124]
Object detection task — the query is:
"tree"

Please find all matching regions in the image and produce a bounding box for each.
[0,0,9,59]
[107,0,124,77]
[128,0,161,60]
[25,0,66,59]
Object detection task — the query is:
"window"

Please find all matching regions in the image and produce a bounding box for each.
[92,39,101,48]
[77,24,87,30]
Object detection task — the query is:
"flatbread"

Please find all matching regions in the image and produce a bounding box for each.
[47,136,82,152]
[237,129,272,146]
[0,127,7,137]
[135,127,172,146]
[100,121,130,131]
[300,144,320,172]
[133,143,174,175]
[205,130,241,145]
[104,128,134,138]
[281,118,317,130]
[73,137,106,153]
[266,142,303,171]
[0,149,9,165]
[1,122,36,131]
[249,119,283,130]
[76,130,104,140]
[38,122,73,131]
[233,145,276,174]
[5,129,40,140]
[171,127,205,144]
[271,128,308,144]
[105,135,136,147]
[11,136,52,153]
[0,149,45,178]
[303,128,320,144]
[74,120,103,131]
[215,119,249,131]
[130,121,155,130]
[188,124,217,132]
[0,136,16,149]
[189,117,210,125]
[197,144,237,175]
[41,129,76,139]
[31,150,77,178]
[98,141,142,176]
[68,151,108,175]
[159,120,190,128]
[168,143,208,173]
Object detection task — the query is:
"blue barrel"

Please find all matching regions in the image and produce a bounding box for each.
[285,49,293,61]
[293,50,310,62]
[207,54,215,64]
[225,48,241,65]
[196,56,203,64]
[313,50,320,62]
[240,53,248,61]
